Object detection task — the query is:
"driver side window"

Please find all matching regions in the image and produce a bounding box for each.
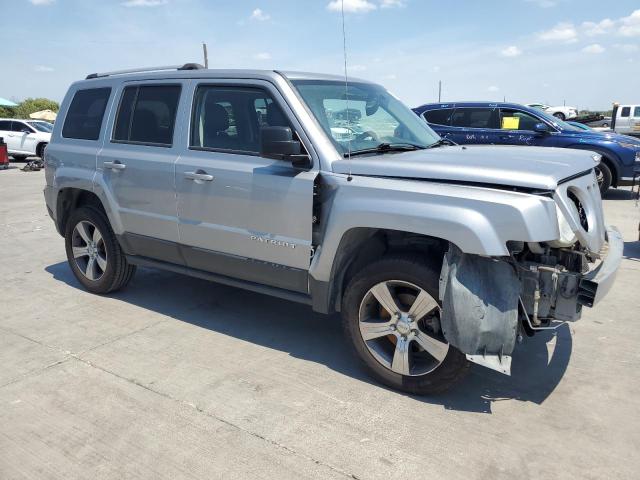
[499,109,540,131]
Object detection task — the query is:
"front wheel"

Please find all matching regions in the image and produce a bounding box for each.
[595,162,612,194]
[553,112,566,120]
[64,206,136,294]
[342,255,469,395]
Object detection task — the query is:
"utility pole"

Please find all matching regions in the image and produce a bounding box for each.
[202,42,209,69]
[438,80,441,103]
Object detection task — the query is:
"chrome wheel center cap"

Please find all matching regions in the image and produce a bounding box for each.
[396,316,411,336]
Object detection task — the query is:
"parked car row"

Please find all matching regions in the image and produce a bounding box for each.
[42,65,624,395]
[413,102,640,193]
[0,119,52,159]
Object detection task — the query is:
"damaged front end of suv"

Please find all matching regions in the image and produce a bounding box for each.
[439,169,623,374]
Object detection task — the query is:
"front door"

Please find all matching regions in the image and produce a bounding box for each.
[617,106,632,134]
[496,108,551,146]
[175,80,316,293]
[98,81,186,263]
[7,121,37,154]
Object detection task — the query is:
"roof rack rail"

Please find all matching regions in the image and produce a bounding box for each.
[85,63,204,80]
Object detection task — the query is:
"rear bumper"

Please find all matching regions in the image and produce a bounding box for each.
[578,226,623,307]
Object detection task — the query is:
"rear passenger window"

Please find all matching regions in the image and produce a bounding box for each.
[451,108,498,129]
[113,85,181,146]
[0,120,12,130]
[620,107,631,117]
[633,107,640,117]
[62,88,111,140]
[190,86,292,154]
[423,108,453,126]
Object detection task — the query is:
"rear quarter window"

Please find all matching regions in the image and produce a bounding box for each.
[62,87,112,140]
[423,108,453,126]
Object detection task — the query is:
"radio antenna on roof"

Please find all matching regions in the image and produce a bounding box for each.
[340,0,353,181]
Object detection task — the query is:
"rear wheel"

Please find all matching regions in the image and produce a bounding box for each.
[595,162,612,194]
[11,155,27,161]
[342,255,469,395]
[36,143,47,159]
[553,112,566,121]
[64,206,136,294]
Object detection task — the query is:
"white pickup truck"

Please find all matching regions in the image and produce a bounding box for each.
[613,104,640,136]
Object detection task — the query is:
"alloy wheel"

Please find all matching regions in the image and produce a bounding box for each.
[358,280,449,376]
[71,220,107,281]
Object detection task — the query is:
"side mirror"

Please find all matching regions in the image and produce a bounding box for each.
[21,128,32,134]
[260,126,311,168]
[534,123,550,134]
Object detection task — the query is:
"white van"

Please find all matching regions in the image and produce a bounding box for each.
[614,105,640,136]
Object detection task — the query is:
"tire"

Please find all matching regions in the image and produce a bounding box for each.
[553,112,566,121]
[64,206,136,294]
[341,255,469,395]
[602,123,609,128]
[11,155,27,161]
[36,143,47,159]
[595,161,612,194]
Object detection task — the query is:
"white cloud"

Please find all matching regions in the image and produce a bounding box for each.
[432,65,441,73]
[537,22,578,43]
[582,18,614,36]
[327,0,376,13]
[121,0,168,6]
[487,86,500,92]
[254,52,272,60]
[34,65,54,72]
[380,0,405,8]
[501,45,522,57]
[582,43,605,54]
[350,64,367,72]
[619,9,640,37]
[28,0,55,5]
[251,8,270,21]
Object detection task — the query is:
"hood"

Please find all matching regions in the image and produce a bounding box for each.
[560,129,640,146]
[332,145,598,191]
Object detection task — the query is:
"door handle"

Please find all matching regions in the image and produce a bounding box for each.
[184,171,214,182]
[104,161,126,170]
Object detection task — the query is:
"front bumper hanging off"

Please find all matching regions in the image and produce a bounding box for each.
[439,226,623,376]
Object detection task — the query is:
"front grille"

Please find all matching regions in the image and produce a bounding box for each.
[567,191,588,231]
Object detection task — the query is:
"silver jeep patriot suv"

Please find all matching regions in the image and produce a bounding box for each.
[44,64,623,394]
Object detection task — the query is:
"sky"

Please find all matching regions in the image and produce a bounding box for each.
[1,0,639,110]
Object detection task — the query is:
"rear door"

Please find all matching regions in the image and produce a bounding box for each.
[97,81,185,263]
[448,107,500,144]
[175,79,316,293]
[0,120,14,152]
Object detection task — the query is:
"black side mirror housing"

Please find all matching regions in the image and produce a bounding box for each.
[260,126,311,168]
[534,122,550,134]
[22,129,32,134]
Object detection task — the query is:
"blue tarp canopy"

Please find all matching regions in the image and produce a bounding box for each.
[0,97,18,107]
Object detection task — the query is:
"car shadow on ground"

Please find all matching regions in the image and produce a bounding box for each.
[624,241,640,261]
[602,188,638,201]
[46,261,572,414]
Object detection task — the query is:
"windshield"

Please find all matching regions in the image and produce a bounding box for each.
[534,109,584,132]
[291,80,440,155]
[27,121,53,132]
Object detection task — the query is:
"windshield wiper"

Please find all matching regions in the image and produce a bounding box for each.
[344,142,425,157]
[426,137,458,148]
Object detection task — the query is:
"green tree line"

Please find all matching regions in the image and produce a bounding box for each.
[0,98,59,119]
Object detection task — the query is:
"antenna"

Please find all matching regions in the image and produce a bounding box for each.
[340,0,353,181]
[202,42,209,69]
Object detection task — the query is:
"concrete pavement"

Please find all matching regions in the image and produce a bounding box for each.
[1,166,639,479]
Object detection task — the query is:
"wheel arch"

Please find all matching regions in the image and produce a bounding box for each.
[310,227,451,314]
[56,188,107,236]
[566,144,620,187]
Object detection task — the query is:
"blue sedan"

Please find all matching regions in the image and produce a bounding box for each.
[413,102,640,193]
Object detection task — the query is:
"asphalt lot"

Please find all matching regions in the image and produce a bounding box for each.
[1,164,640,480]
